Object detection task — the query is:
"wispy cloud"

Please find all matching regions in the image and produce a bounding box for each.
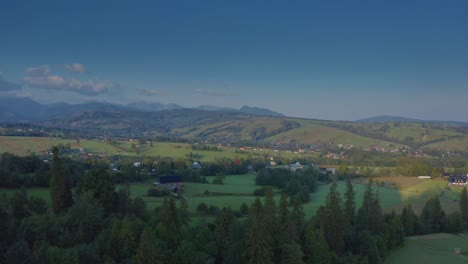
[23,64,117,96]
[26,65,51,77]
[0,73,21,91]
[139,88,167,96]
[64,63,87,73]
[194,88,237,96]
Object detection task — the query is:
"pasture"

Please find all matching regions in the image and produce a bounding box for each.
[385,233,468,264]
[0,187,51,204]
[0,174,462,221]
[0,136,311,162]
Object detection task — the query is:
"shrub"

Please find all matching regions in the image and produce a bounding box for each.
[146,188,170,197]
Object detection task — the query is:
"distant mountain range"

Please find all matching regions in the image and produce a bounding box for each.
[356,115,468,127]
[0,96,283,122]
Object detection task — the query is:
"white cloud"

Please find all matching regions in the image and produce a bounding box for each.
[26,65,50,77]
[65,63,87,73]
[139,89,167,96]
[194,88,236,96]
[23,64,116,96]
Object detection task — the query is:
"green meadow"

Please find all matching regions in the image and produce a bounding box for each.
[385,233,468,264]
[1,175,461,219]
[0,136,311,162]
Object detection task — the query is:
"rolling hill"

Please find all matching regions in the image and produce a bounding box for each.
[1,97,468,151]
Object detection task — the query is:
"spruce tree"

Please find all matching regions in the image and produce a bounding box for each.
[323,182,345,256]
[246,198,273,264]
[278,193,289,232]
[50,147,72,214]
[344,177,356,226]
[460,187,468,228]
[135,227,165,264]
[214,207,236,263]
[303,222,331,264]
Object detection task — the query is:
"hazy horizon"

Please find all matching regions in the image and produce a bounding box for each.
[1,1,467,121]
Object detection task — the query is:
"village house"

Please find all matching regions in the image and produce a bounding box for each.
[153,175,184,192]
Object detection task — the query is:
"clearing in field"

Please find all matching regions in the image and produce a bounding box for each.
[385,233,468,264]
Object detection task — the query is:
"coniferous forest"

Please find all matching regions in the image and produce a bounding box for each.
[1,150,468,264]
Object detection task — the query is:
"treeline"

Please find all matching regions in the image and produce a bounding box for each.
[255,168,320,202]
[0,152,88,188]
[1,149,468,263]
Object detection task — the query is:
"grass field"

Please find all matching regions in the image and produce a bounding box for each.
[0,174,461,220]
[0,136,312,162]
[385,233,468,264]
[0,187,51,203]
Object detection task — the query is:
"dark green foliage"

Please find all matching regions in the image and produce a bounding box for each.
[420,196,446,234]
[246,198,273,264]
[344,177,356,226]
[131,197,149,221]
[50,147,73,214]
[280,242,304,264]
[5,240,32,264]
[240,202,249,215]
[255,167,317,202]
[303,222,331,264]
[197,202,209,215]
[214,208,236,263]
[147,187,170,197]
[225,221,246,264]
[400,204,419,236]
[76,168,115,214]
[460,187,468,228]
[322,182,346,256]
[135,227,165,264]
[446,211,463,233]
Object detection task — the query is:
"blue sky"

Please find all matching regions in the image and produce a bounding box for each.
[1,1,467,121]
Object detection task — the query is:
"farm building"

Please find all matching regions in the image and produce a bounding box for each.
[320,167,336,175]
[418,176,431,179]
[449,175,467,186]
[153,175,184,192]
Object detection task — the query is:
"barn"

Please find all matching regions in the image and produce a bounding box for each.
[153,175,183,192]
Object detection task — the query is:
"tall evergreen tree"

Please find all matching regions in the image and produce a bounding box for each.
[278,193,289,232]
[369,190,384,235]
[135,227,165,264]
[76,169,115,214]
[303,222,331,264]
[323,182,346,256]
[420,196,446,234]
[344,177,356,226]
[280,242,304,264]
[50,147,72,214]
[262,187,278,249]
[400,204,418,236]
[214,207,236,263]
[288,196,305,242]
[225,221,247,264]
[460,187,468,228]
[246,198,273,264]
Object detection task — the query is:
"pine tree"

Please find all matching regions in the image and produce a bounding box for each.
[369,190,384,235]
[323,182,346,256]
[246,198,273,264]
[214,207,236,263]
[278,193,289,232]
[400,204,418,235]
[262,186,278,249]
[280,242,304,264]
[288,196,305,242]
[303,222,331,264]
[460,187,468,228]
[344,177,356,226]
[50,147,72,214]
[135,227,165,264]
